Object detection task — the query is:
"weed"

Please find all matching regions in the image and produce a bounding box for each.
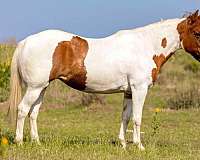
[151,108,161,136]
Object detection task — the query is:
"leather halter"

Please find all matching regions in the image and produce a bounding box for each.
[193,32,200,56]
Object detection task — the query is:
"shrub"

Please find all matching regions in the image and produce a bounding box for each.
[0,45,13,102]
[81,93,106,106]
[184,61,200,73]
[0,62,10,89]
[167,84,200,109]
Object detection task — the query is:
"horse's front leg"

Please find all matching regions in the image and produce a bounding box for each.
[119,93,132,149]
[131,83,148,150]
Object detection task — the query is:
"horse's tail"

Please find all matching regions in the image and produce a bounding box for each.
[7,43,23,124]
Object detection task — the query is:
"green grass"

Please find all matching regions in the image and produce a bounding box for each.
[1,97,200,160]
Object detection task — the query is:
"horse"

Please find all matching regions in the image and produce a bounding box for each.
[7,10,200,150]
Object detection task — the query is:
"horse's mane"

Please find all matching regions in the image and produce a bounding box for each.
[182,10,200,18]
[182,11,194,18]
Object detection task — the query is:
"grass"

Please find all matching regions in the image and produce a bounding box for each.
[1,45,200,159]
[1,100,200,159]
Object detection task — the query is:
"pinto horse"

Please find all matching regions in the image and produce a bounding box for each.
[7,10,200,150]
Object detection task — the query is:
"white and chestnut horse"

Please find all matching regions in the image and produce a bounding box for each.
[7,10,200,150]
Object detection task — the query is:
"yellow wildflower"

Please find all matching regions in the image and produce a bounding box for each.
[1,137,8,145]
[154,108,161,113]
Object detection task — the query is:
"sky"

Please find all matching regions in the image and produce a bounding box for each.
[0,0,199,42]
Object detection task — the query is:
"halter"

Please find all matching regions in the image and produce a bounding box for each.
[193,32,200,55]
[193,32,200,43]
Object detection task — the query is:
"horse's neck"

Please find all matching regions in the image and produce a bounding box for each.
[131,18,183,59]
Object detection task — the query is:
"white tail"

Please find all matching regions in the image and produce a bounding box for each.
[7,45,22,124]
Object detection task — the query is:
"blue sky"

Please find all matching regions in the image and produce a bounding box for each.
[0,0,199,41]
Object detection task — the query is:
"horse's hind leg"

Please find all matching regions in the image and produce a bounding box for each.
[28,88,46,144]
[15,86,45,144]
[119,93,132,149]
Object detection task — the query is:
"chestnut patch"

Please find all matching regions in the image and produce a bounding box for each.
[49,36,89,90]
[161,37,167,48]
[151,53,173,83]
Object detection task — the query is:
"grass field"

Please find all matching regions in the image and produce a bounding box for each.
[1,45,200,159]
[1,98,200,160]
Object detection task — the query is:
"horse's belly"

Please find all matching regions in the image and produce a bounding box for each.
[84,66,128,93]
[84,46,129,93]
[85,78,128,93]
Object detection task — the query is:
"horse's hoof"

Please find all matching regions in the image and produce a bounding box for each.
[138,143,145,151]
[119,138,126,149]
[14,139,23,146]
[31,139,41,145]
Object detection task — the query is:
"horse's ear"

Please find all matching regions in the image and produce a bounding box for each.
[193,10,199,18]
[187,10,199,25]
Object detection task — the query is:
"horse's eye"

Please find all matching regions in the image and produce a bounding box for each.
[194,31,200,36]
[193,31,200,40]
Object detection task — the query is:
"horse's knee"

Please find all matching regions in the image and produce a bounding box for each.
[17,104,30,119]
[29,111,38,120]
[133,116,142,126]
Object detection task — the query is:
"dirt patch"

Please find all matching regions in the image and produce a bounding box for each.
[0,101,8,111]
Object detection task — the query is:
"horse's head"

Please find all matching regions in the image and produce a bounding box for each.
[177,10,200,61]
